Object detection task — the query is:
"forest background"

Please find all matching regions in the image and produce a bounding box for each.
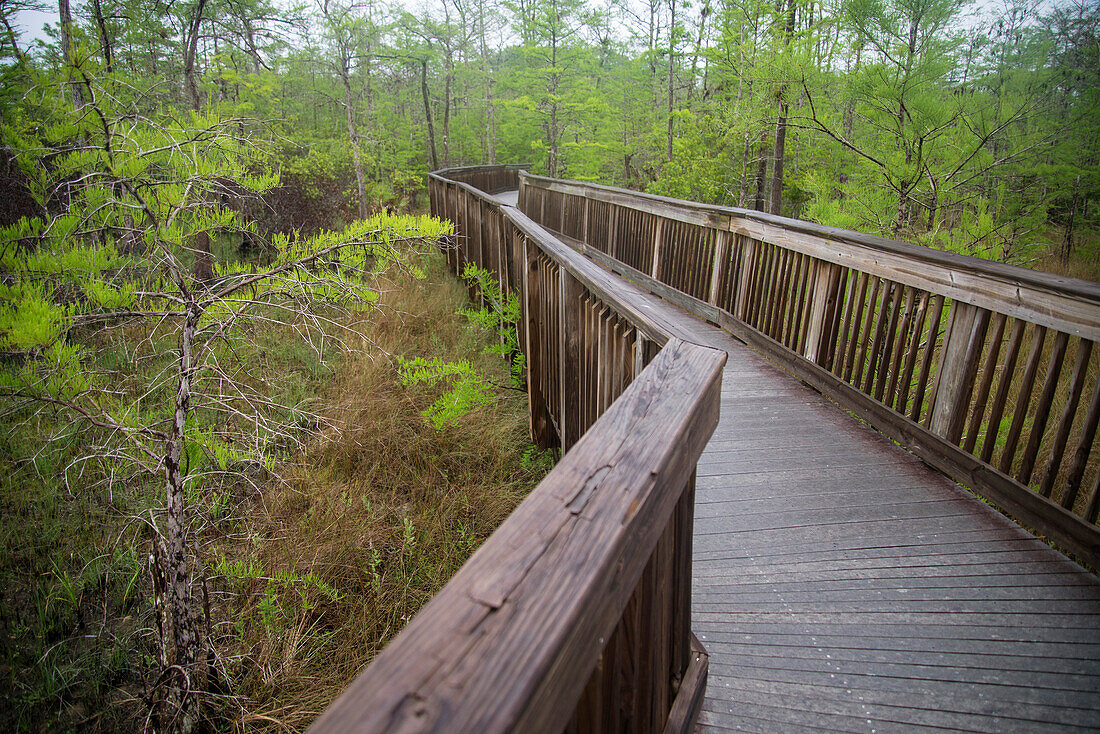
[0,0,1097,730]
[6,0,1099,272]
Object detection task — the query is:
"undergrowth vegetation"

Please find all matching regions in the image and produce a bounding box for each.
[213,253,550,730]
[0,249,551,731]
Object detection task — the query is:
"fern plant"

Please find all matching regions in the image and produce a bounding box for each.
[396,356,495,429]
[459,264,525,387]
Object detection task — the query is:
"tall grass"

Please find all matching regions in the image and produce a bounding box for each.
[210,252,550,731]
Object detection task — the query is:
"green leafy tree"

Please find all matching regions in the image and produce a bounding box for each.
[0,65,448,732]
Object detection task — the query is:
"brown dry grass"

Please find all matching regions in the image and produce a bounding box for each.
[212,251,549,731]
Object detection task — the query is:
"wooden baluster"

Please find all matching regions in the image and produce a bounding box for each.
[790,253,813,352]
[670,476,695,691]
[929,302,989,443]
[734,237,756,323]
[766,247,789,339]
[561,270,585,451]
[708,230,729,306]
[1058,354,1100,512]
[1045,340,1093,500]
[591,301,601,428]
[842,272,870,383]
[852,276,882,389]
[884,287,917,409]
[980,318,1026,463]
[800,259,840,365]
[832,270,859,377]
[609,206,620,261]
[962,312,1006,453]
[723,235,744,314]
[524,242,555,449]
[872,284,905,402]
[781,251,800,347]
[578,296,590,433]
[861,280,890,394]
[998,325,1048,475]
[1018,330,1070,484]
[911,294,945,424]
[757,245,778,334]
[895,290,929,414]
[601,312,614,419]
[1084,469,1100,524]
[651,217,664,281]
[614,320,625,402]
[649,516,674,731]
[583,195,590,244]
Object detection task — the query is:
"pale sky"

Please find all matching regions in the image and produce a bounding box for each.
[12,8,58,46]
[11,0,1057,53]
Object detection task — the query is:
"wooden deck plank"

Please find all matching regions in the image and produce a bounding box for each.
[699,676,1100,733]
[681,303,1100,732]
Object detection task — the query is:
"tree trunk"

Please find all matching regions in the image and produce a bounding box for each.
[1,12,21,59]
[183,0,215,281]
[153,305,207,734]
[90,0,114,74]
[479,0,496,164]
[1062,175,1081,263]
[442,62,452,167]
[770,100,789,215]
[667,0,676,163]
[421,58,439,170]
[341,55,369,220]
[183,0,208,111]
[752,130,769,211]
[58,0,86,109]
[769,0,796,216]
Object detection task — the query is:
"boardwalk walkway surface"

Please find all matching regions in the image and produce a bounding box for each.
[491,188,1100,733]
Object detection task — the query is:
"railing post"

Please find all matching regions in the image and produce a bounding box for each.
[930,301,990,443]
[609,206,620,259]
[802,261,844,364]
[561,269,584,450]
[708,230,729,306]
[583,193,590,244]
[524,237,556,449]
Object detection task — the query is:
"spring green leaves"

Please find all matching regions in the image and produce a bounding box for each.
[398,264,525,429]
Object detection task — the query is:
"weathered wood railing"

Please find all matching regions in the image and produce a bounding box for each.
[519,171,1100,566]
[308,166,725,732]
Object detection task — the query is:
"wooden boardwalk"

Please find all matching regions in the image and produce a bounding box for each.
[502,189,1100,733]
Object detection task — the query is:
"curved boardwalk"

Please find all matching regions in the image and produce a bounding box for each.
[499,188,1100,733]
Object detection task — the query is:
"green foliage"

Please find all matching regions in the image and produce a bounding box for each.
[397,356,496,429]
[459,263,525,386]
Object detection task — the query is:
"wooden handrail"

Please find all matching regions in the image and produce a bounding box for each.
[308,171,725,732]
[518,170,1100,567]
